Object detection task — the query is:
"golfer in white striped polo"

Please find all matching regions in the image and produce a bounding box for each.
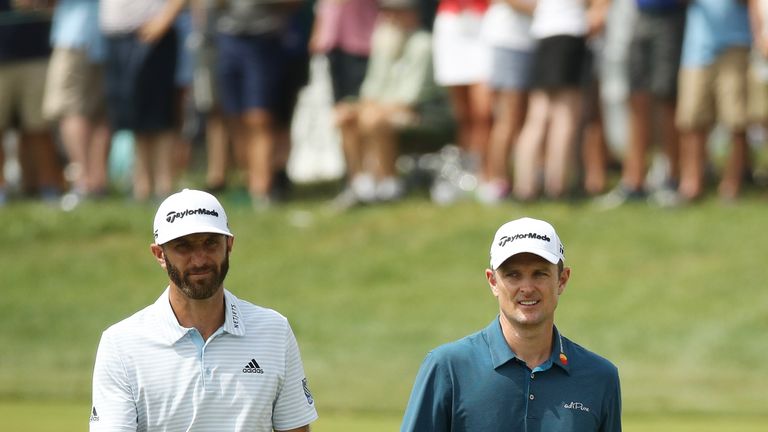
[90,189,318,431]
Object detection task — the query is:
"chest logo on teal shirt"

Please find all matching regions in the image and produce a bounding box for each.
[563,401,591,412]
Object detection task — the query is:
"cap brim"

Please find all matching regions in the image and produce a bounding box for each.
[491,248,560,269]
[156,227,233,245]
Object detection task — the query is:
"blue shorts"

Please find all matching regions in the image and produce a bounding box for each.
[215,33,286,115]
[489,47,534,91]
[105,31,177,132]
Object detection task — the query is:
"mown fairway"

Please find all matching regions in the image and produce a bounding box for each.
[1,190,766,430]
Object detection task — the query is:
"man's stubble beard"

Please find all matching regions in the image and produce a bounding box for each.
[165,251,230,300]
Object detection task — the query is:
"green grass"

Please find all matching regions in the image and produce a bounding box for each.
[1,190,767,429]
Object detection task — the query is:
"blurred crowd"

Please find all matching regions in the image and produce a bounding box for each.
[0,0,763,210]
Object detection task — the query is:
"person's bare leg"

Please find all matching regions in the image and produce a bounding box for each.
[622,91,651,191]
[677,129,707,200]
[514,91,550,200]
[205,112,229,189]
[87,119,111,194]
[60,115,89,192]
[242,109,275,201]
[544,89,579,198]
[446,85,472,151]
[659,100,680,185]
[23,129,62,196]
[719,129,747,200]
[468,82,493,179]
[487,89,527,185]
[336,102,363,180]
[133,134,153,201]
[151,130,176,199]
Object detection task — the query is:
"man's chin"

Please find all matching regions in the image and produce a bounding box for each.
[181,282,220,300]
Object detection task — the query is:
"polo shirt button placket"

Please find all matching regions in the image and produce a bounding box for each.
[529,394,535,401]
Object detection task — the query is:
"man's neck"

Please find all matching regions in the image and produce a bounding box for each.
[168,286,226,341]
[499,316,554,370]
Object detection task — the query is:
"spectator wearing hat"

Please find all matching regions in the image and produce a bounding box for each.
[401,217,622,431]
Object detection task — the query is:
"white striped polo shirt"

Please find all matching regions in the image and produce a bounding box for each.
[90,288,318,431]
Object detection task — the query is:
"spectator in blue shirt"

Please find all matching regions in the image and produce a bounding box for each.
[401,217,622,432]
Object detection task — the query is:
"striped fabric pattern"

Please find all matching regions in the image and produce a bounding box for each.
[91,288,318,431]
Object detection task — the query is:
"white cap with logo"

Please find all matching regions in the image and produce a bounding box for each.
[489,217,565,270]
[153,189,233,245]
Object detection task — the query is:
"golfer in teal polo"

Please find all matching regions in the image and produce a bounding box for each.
[401,217,622,431]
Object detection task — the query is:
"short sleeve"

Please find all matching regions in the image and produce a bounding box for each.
[599,367,622,432]
[90,331,138,432]
[271,322,319,431]
[400,351,452,432]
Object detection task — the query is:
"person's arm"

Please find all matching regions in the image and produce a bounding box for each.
[138,0,187,43]
[750,0,768,57]
[276,426,310,432]
[271,322,318,432]
[400,352,452,432]
[390,31,433,107]
[505,0,536,15]
[90,332,138,432]
[360,18,397,101]
[598,369,622,432]
[587,0,611,37]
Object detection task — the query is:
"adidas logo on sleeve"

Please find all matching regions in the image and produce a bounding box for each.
[242,359,264,374]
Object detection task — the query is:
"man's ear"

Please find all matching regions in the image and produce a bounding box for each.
[150,244,167,269]
[486,268,499,297]
[557,267,571,295]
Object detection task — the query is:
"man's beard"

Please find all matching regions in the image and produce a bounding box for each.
[165,252,230,300]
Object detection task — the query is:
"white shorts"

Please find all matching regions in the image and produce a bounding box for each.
[433,12,491,86]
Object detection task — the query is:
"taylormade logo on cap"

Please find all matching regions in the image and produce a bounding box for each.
[153,189,233,245]
[165,208,219,223]
[490,217,564,270]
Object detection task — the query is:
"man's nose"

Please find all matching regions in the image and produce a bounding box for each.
[190,247,210,265]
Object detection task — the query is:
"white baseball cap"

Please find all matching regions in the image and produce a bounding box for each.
[153,189,233,245]
[489,217,564,270]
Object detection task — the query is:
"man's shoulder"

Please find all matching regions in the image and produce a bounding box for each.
[102,302,155,335]
[564,337,619,376]
[233,296,288,324]
[427,328,488,365]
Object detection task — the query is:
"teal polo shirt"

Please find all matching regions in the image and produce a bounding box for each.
[401,317,622,431]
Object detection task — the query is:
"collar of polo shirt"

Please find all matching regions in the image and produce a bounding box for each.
[153,288,247,345]
[485,316,571,374]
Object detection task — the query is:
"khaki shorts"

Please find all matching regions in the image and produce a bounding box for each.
[676,47,749,131]
[0,59,49,131]
[43,47,106,120]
